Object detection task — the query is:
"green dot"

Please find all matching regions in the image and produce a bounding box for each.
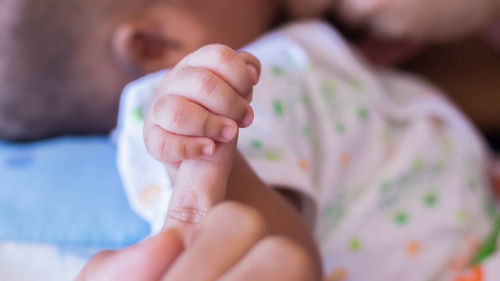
[349,238,362,252]
[468,178,478,191]
[380,129,391,142]
[394,212,409,225]
[457,210,469,222]
[273,100,284,116]
[357,108,369,121]
[301,94,311,105]
[321,81,337,96]
[348,78,362,90]
[424,193,438,207]
[251,140,262,149]
[412,158,424,173]
[301,126,311,137]
[336,123,346,134]
[271,66,285,76]
[132,108,143,122]
[379,181,391,193]
[442,137,454,154]
[265,153,279,161]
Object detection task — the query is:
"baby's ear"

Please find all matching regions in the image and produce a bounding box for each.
[111,16,179,76]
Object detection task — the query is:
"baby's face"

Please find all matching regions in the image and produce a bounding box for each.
[0,0,278,140]
[142,0,279,66]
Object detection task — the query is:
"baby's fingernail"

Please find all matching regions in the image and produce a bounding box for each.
[246,89,254,103]
[222,126,236,141]
[202,144,214,156]
[246,63,259,85]
[240,111,254,128]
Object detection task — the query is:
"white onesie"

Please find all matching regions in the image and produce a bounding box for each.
[116,21,497,281]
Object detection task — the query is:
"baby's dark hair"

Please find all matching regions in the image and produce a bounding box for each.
[0,0,152,141]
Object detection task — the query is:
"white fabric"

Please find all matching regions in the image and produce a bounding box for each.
[0,242,87,281]
[117,21,497,281]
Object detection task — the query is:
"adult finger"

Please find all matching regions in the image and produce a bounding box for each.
[219,236,316,281]
[162,203,268,281]
[76,229,184,281]
[336,0,387,27]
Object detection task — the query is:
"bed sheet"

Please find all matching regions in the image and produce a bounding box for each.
[0,136,150,250]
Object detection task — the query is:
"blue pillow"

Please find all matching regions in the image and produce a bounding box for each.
[0,136,150,249]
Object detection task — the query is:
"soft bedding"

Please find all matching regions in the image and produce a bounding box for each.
[0,136,149,248]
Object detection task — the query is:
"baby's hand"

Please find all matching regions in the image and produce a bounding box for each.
[144,45,260,241]
[144,45,260,165]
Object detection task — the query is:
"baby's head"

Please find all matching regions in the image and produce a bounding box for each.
[0,0,282,141]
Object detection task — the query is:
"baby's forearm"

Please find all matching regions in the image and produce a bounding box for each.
[225,151,322,279]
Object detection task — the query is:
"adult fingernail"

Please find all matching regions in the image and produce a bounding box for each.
[202,144,214,156]
[222,126,236,141]
[246,63,259,85]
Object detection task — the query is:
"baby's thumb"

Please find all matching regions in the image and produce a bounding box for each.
[163,136,238,244]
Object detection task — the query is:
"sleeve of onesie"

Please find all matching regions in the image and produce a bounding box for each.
[116,71,173,234]
[238,36,323,228]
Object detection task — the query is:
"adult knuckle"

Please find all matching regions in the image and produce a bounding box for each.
[262,236,314,279]
[214,202,267,237]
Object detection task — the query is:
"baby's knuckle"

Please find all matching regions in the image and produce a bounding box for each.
[169,101,188,129]
[195,70,218,99]
[201,114,212,137]
[210,44,236,65]
[158,135,171,161]
[152,97,171,120]
[144,127,163,159]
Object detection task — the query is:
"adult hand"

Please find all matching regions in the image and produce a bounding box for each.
[76,203,316,281]
[336,0,500,41]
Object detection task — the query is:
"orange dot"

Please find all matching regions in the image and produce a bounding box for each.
[385,145,397,160]
[339,153,351,168]
[299,159,309,171]
[454,266,483,281]
[406,240,421,257]
[325,268,349,281]
[139,184,161,207]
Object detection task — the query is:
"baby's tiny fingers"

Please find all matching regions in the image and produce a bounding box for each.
[160,66,254,127]
[152,95,238,142]
[144,125,215,163]
[179,45,261,100]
